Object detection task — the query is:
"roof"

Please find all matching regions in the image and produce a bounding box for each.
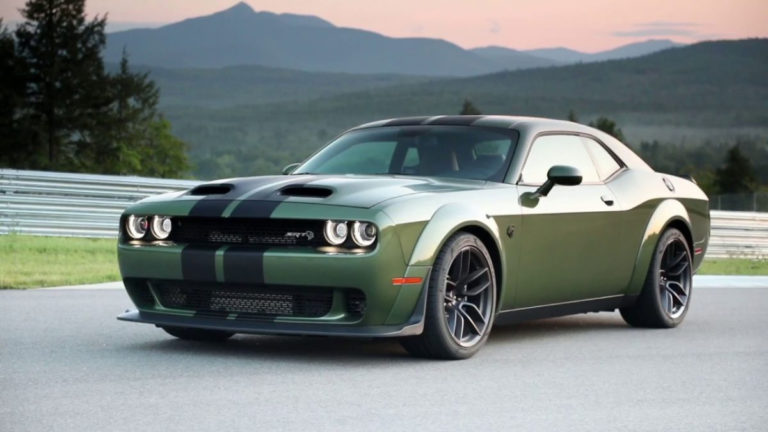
[351,115,581,131]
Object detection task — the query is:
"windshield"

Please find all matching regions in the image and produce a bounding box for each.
[295,126,518,182]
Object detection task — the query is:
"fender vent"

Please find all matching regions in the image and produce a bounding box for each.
[280,186,332,198]
[189,184,233,196]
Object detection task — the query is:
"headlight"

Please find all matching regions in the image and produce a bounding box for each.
[150,216,173,240]
[324,220,348,245]
[125,215,148,239]
[351,221,377,247]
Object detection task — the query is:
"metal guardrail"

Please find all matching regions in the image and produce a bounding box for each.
[0,169,766,258]
[708,210,768,259]
[0,169,199,237]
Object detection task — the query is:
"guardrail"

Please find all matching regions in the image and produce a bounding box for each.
[0,169,766,258]
[0,169,199,237]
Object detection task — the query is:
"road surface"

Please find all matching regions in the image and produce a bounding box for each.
[1,284,766,431]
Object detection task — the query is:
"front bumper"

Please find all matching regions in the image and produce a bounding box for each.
[118,277,427,338]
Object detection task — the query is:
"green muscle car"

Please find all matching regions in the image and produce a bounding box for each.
[117,115,709,359]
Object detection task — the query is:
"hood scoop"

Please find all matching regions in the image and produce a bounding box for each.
[280,186,332,198]
[189,183,233,196]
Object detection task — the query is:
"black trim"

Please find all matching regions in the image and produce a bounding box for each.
[428,115,484,125]
[383,117,431,126]
[222,246,267,284]
[180,245,220,282]
[494,295,636,325]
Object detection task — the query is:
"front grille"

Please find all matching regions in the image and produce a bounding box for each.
[151,281,334,318]
[170,217,323,247]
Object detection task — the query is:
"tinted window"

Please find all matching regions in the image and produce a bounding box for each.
[296,126,518,182]
[582,137,621,181]
[520,135,599,185]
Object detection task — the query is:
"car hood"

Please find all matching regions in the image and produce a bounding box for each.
[181,174,489,209]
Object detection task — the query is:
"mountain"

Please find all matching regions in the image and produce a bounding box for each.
[525,39,683,63]
[105,3,681,77]
[469,46,561,70]
[105,2,499,76]
[156,39,768,179]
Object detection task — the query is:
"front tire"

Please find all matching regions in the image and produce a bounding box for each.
[620,228,693,328]
[162,326,235,342]
[401,233,497,359]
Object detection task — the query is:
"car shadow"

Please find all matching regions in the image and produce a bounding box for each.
[122,312,633,362]
[488,312,630,344]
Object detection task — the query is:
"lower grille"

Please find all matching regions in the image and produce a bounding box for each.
[152,281,334,318]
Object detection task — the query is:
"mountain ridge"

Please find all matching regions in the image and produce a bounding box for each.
[105,3,683,76]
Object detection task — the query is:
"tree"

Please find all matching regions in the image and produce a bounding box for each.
[460,99,482,115]
[15,0,110,170]
[589,116,625,142]
[714,145,757,194]
[7,0,189,177]
[567,109,578,122]
[0,19,32,167]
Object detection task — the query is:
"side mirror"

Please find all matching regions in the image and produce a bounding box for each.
[282,162,301,175]
[534,165,582,197]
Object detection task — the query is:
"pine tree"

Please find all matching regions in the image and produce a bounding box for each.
[0,19,32,167]
[460,99,482,115]
[15,0,110,170]
[714,145,756,194]
[589,116,625,142]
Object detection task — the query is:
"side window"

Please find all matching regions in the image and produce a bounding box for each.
[582,137,621,181]
[520,135,600,185]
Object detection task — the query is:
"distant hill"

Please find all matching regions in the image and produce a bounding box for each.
[105,2,681,76]
[115,64,436,108]
[156,39,768,179]
[525,39,683,63]
[469,46,561,70]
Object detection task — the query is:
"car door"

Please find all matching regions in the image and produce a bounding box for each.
[513,133,628,308]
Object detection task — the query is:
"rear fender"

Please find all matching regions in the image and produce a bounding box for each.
[626,199,691,296]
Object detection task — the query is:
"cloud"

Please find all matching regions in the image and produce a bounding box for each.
[488,20,500,34]
[613,21,710,38]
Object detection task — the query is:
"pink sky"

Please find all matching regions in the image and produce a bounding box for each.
[2,0,767,51]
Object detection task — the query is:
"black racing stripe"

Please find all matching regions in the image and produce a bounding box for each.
[383,117,431,126]
[180,245,220,282]
[223,246,267,284]
[187,177,284,217]
[188,199,231,217]
[227,200,282,218]
[427,115,485,125]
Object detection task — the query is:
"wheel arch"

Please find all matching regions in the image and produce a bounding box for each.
[626,199,692,296]
[407,203,506,305]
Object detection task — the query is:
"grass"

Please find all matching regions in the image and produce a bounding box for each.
[0,235,120,289]
[1,235,766,289]
[698,258,768,276]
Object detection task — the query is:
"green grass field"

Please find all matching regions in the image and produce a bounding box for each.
[0,235,765,289]
[0,235,119,289]
[698,258,768,276]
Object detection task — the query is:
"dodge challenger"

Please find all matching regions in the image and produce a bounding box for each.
[117,115,709,359]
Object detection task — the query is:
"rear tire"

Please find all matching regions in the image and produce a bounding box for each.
[620,228,692,328]
[401,233,496,359]
[162,326,235,342]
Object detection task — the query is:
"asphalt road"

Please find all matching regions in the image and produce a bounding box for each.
[1,286,767,431]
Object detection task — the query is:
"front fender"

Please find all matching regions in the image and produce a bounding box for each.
[407,203,503,268]
[626,199,691,296]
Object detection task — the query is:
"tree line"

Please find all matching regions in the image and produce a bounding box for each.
[0,0,188,177]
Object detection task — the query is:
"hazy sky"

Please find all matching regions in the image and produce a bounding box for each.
[2,0,767,51]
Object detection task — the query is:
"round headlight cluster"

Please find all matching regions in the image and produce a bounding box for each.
[151,216,173,240]
[126,215,148,239]
[351,221,377,247]
[323,220,377,247]
[125,215,173,240]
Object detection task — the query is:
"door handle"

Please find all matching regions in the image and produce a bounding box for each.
[601,195,614,206]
